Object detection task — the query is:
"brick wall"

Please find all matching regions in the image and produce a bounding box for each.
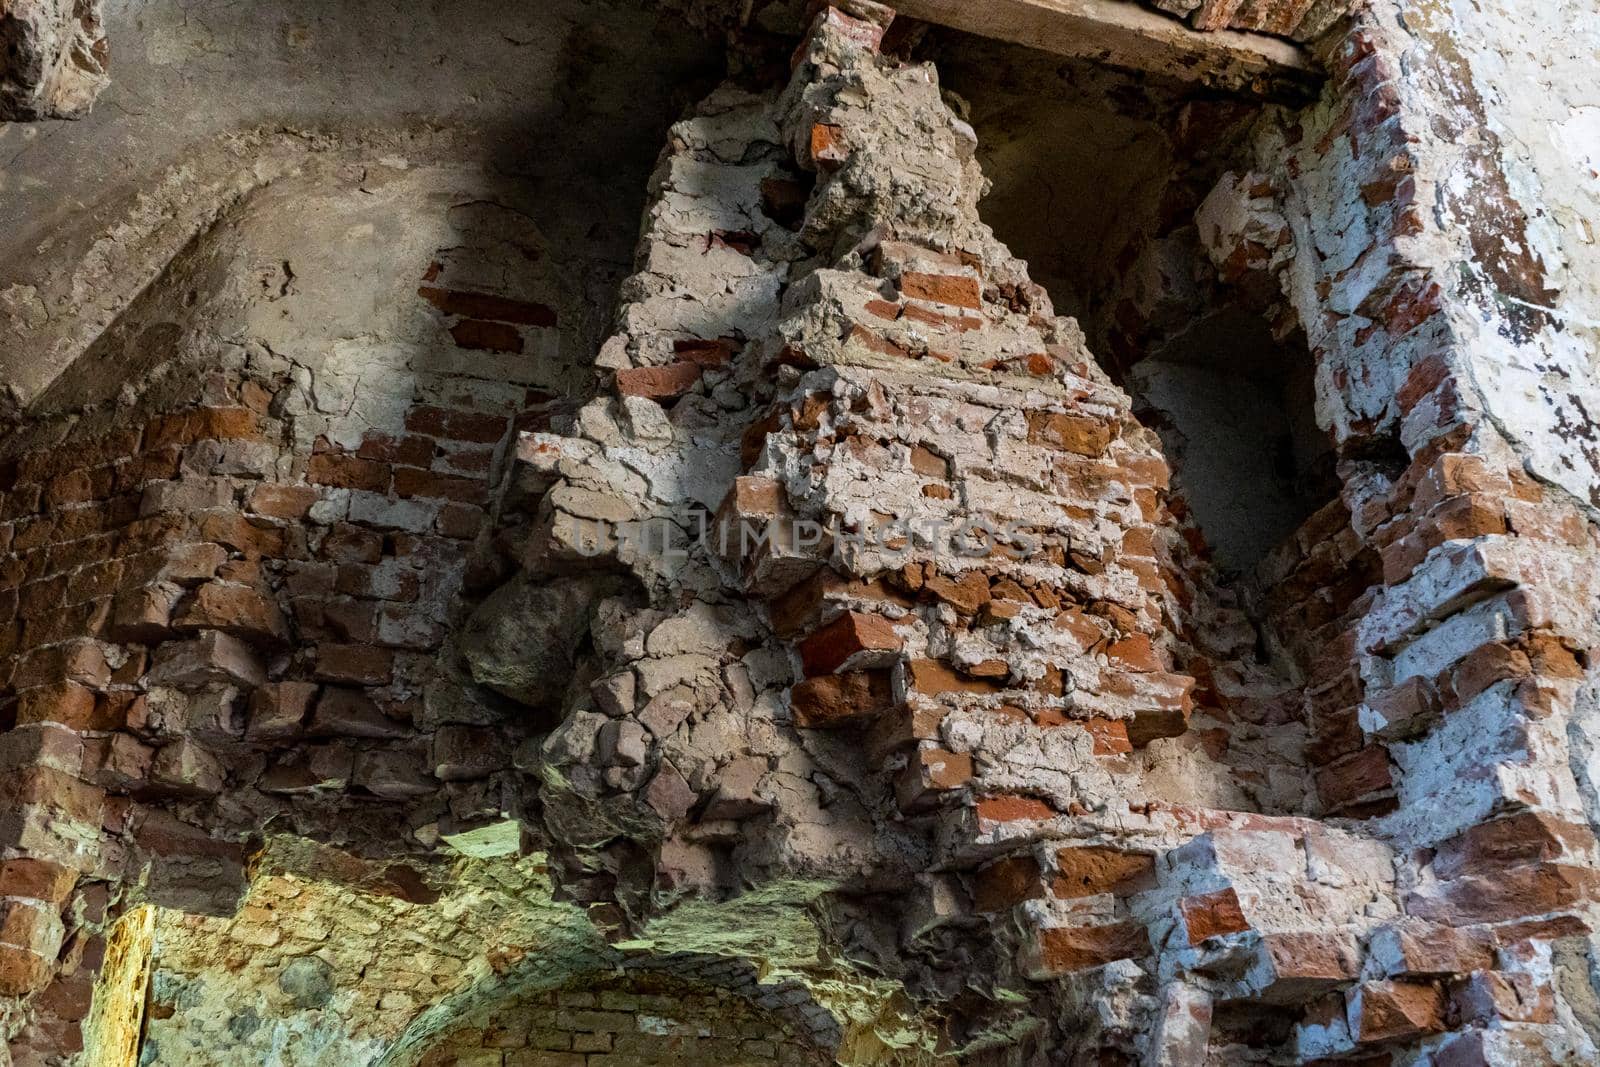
[0,244,579,1060]
[417,976,830,1067]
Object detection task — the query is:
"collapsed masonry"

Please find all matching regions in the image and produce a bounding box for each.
[3,0,1600,1064]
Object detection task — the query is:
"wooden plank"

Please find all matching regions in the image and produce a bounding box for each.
[890,0,1319,97]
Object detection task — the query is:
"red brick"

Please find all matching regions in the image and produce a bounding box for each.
[147,631,266,688]
[393,466,487,504]
[132,809,245,862]
[0,767,104,822]
[0,484,42,520]
[845,324,914,360]
[1023,921,1150,978]
[1370,921,1493,977]
[1433,812,1596,879]
[336,563,419,602]
[404,406,508,444]
[1315,745,1392,811]
[246,681,319,742]
[903,303,983,333]
[975,794,1056,824]
[1411,453,1504,514]
[34,968,95,1022]
[1410,860,1600,927]
[108,584,182,644]
[247,484,319,521]
[16,577,65,621]
[195,514,290,560]
[0,860,77,904]
[719,475,785,520]
[65,561,123,606]
[357,433,435,467]
[673,338,734,366]
[307,453,390,493]
[432,443,494,477]
[417,286,557,326]
[318,522,383,564]
[44,467,113,508]
[1180,887,1250,944]
[615,363,702,400]
[14,683,103,731]
[790,670,894,728]
[172,582,289,644]
[1082,718,1133,755]
[905,658,1005,697]
[1105,634,1162,673]
[864,704,945,761]
[145,408,260,451]
[85,733,154,791]
[1364,675,1438,738]
[13,640,113,689]
[437,503,485,540]
[114,447,183,493]
[1052,847,1157,899]
[897,746,974,809]
[0,947,52,996]
[314,644,395,686]
[1115,671,1196,746]
[1450,971,1554,1025]
[1026,411,1116,456]
[308,687,410,739]
[1527,632,1584,679]
[1348,980,1447,1044]
[320,598,379,642]
[16,430,142,485]
[1378,280,1443,338]
[449,319,524,353]
[923,571,990,615]
[974,854,1045,912]
[900,271,982,309]
[809,123,848,170]
[797,611,901,676]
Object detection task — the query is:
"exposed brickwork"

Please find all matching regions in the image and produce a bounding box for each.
[417,975,829,1067]
[0,250,568,1060]
[4,0,1600,1064]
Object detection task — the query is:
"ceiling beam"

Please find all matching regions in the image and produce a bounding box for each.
[890,0,1320,97]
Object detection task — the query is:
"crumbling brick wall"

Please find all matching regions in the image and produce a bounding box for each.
[4,0,1600,1063]
[0,213,583,1060]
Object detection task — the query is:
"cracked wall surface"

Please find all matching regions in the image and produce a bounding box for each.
[3,0,1600,1064]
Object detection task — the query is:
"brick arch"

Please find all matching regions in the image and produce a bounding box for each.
[388,955,850,1067]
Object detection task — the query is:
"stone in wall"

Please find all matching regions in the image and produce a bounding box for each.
[0,0,109,120]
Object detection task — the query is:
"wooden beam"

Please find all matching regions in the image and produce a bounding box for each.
[890,0,1319,97]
